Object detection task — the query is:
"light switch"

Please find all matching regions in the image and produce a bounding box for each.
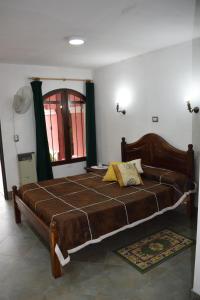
[14,134,19,142]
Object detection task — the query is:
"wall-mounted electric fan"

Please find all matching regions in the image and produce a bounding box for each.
[13,86,33,114]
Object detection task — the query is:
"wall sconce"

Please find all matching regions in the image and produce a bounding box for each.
[186,101,199,113]
[116,103,126,115]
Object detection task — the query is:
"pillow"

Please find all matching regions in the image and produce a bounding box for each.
[103,162,124,181]
[129,158,143,174]
[102,159,143,182]
[113,162,143,187]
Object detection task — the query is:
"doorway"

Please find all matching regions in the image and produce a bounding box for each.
[0,122,8,199]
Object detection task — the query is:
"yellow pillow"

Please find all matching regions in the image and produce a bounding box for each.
[113,163,143,187]
[103,162,122,181]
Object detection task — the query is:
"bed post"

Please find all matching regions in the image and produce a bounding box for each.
[186,144,195,218]
[187,144,194,180]
[49,221,62,278]
[121,137,127,162]
[12,186,21,224]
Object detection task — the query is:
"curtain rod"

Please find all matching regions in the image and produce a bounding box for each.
[28,77,93,83]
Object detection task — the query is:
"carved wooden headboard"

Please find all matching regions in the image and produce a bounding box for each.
[121,133,194,179]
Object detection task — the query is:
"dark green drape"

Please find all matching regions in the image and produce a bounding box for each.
[86,81,97,167]
[31,81,53,181]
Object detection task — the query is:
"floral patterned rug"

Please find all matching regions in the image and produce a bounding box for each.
[115,229,194,273]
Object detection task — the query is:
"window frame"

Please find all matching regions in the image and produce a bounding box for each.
[43,88,86,166]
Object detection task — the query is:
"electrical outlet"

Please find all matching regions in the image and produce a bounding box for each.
[14,134,19,142]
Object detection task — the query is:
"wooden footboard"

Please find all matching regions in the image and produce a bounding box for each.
[49,221,63,278]
[12,186,63,278]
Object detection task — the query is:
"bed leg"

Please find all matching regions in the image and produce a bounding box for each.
[12,186,21,224]
[186,194,194,218]
[49,221,62,278]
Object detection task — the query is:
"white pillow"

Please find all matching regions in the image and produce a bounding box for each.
[129,159,143,174]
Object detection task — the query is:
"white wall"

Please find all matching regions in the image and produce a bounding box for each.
[192,73,200,294]
[193,193,200,296]
[192,2,200,295]
[94,37,200,295]
[94,41,193,165]
[0,63,92,190]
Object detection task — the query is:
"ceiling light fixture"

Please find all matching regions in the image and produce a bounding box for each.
[68,37,85,46]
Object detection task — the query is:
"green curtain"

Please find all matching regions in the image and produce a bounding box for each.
[86,81,97,167]
[31,81,53,181]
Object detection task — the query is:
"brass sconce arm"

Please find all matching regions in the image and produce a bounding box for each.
[187,101,199,114]
[116,103,126,115]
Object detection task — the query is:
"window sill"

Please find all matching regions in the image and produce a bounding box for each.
[51,157,86,167]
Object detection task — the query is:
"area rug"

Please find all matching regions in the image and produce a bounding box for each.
[115,229,194,273]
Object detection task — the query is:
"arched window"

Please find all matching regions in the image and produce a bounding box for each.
[43,89,86,165]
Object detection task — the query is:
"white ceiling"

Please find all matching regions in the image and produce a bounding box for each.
[0,0,197,69]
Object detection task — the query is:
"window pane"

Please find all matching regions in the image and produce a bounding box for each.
[44,93,66,162]
[44,89,86,164]
[68,94,86,158]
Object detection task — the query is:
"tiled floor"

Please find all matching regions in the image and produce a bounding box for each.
[0,195,197,300]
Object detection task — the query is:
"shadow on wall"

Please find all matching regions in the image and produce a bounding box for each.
[0,121,8,199]
[0,163,4,196]
[192,0,200,205]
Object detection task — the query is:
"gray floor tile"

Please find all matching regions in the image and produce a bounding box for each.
[0,198,197,300]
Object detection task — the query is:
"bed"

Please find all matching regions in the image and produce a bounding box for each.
[12,133,195,278]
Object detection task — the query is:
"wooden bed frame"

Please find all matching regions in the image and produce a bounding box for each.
[12,133,195,278]
[121,133,195,216]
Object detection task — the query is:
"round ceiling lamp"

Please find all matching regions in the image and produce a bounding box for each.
[68,37,85,46]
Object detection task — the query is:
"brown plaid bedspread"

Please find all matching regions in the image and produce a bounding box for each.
[19,166,194,263]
